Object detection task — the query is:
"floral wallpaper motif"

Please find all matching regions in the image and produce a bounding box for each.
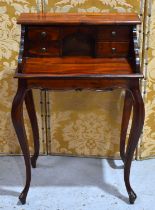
[0,0,44,154]
[46,0,139,13]
[140,0,155,159]
[0,0,155,159]
[49,90,123,157]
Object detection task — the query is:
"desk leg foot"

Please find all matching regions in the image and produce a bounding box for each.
[25,90,40,169]
[11,80,31,205]
[129,190,137,204]
[124,88,144,205]
[19,192,27,205]
[120,91,132,162]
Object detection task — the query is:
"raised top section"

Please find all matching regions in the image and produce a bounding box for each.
[17,13,141,25]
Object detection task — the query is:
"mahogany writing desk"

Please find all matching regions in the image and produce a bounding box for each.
[11,13,145,205]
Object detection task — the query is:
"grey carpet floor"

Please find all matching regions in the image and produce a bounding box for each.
[0,156,155,210]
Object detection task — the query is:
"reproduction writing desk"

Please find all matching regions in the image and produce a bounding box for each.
[11,13,145,205]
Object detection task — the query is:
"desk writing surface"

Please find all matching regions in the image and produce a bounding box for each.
[23,57,132,75]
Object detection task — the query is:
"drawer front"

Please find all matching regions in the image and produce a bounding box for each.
[26,27,60,56]
[97,26,131,41]
[27,41,60,57]
[96,42,129,57]
[27,27,60,41]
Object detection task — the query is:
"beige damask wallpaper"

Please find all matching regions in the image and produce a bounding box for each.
[0,0,154,159]
[140,0,155,159]
[0,0,44,155]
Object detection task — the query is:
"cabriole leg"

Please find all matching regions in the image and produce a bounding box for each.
[25,89,40,168]
[120,91,132,162]
[124,88,145,204]
[11,80,31,205]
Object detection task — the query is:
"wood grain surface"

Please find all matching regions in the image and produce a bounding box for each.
[17,13,141,25]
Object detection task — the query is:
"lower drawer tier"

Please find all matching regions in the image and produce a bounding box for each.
[95,42,129,58]
[26,41,60,57]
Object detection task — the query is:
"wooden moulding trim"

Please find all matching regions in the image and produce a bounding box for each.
[17,13,141,25]
[14,73,143,79]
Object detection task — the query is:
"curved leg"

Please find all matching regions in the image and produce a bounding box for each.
[11,80,31,204]
[124,88,145,204]
[25,90,40,168]
[120,91,132,162]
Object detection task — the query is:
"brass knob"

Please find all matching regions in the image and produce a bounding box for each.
[111,31,116,36]
[41,47,47,53]
[112,48,116,53]
[41,31,47,37]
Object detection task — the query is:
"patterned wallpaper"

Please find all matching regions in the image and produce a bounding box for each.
[0,0,44,154]
[46,0,139,13]
[140,0,155,159]
[0,0,154,159]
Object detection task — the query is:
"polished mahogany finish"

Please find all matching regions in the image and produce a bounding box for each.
[17,13,141,25]
[11,13,144,205]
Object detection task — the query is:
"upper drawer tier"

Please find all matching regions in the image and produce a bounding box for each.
[24,25,132,58]
[97,26,131,41]
[27,26,60,41]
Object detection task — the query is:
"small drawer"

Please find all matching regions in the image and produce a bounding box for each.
[96,42,129,57]
[27,27,60,41]
[27,41,60,57]
[97,26,131,41]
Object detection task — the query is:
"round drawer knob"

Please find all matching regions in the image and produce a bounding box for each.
[112,31,116,36]
[41,47,47,53]
[41,31,47,37]
[112,48,116,53]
